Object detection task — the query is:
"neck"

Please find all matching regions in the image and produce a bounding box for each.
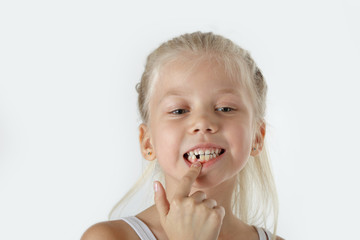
[137,175,256,240]
[164,174,243,234]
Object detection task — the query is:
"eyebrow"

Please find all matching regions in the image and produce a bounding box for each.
[159,88,242,104]
[161,90,188,98]
[215,88,242,96]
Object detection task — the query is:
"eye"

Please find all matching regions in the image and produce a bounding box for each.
[170,109,189,115]
[216,107,235,112]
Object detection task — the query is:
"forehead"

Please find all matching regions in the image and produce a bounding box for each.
[154,57,248,99]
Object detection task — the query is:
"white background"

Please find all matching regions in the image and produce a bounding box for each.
[1,0,359,239]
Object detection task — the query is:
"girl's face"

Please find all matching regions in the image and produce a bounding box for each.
[142,58,259,188]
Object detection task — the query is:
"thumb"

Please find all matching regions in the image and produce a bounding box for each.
[154,181,169,221]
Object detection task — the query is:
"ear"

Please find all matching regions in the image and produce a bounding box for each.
[139,123,156,161]
[250,121,266,157]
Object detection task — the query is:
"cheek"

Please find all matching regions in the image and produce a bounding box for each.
[152,122,183,164]
[227,124,252,165]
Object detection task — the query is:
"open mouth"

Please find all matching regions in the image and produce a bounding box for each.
[183,148,225,163]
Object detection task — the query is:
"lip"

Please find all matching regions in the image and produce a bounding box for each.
[183,143,226,154]
[183,151,225,169]
[183,143,226,169]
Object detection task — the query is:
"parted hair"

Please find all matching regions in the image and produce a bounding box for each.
[110,32,278,239]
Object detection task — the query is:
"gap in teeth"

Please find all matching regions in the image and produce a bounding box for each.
[185,149,224,162]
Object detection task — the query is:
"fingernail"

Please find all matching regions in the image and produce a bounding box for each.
[153,182,158,192]
[192,161,202,168]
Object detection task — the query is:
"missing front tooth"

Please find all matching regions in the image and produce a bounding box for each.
[184,149,225,159]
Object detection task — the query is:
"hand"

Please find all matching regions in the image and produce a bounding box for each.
[154,161,225,240]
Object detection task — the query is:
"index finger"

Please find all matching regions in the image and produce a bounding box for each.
[174,161,202,198]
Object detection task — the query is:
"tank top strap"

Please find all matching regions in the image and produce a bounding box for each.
[121,216,272,240]
[255,226,272,240]
[119,216,157,240]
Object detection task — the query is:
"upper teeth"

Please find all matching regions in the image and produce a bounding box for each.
[185,148,223,163]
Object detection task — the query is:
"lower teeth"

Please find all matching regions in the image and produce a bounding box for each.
[188,154,218,162]
[185,150,224,163]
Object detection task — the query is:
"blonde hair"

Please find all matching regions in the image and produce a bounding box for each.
[109,32,279,239]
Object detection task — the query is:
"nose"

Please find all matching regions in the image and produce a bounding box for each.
[189,113,219,135]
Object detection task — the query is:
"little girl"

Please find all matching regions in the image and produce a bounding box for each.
[82,32,283,240]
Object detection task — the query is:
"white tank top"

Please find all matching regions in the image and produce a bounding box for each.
[120,216,272,240]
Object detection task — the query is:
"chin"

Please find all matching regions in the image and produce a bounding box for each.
[192,175,228,190]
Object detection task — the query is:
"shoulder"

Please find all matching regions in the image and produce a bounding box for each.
[81,220,140,240]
